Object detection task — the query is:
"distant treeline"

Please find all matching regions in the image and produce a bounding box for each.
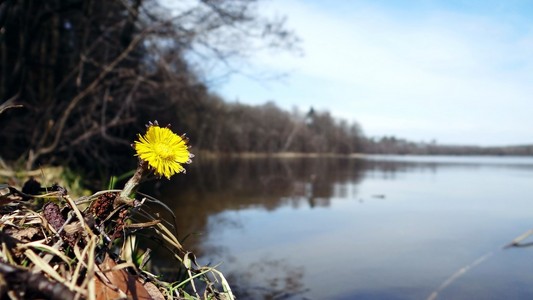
[182,99,364,154]
[363,136,533,156]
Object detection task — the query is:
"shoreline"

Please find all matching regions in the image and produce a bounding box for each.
[192,150,533,160]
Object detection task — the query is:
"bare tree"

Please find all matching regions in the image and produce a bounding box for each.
[0,0,297,175]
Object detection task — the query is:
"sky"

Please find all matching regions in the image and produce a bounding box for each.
[213,0,533,146]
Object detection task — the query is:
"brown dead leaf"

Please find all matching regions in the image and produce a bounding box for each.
[143,282,165,300]
[0,185,19,205]
[94,254,152,300]
[4,227,40,242]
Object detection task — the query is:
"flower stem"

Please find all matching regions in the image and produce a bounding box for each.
[114,160,147,207]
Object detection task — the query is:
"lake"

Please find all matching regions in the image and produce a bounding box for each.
[153,155,533,299]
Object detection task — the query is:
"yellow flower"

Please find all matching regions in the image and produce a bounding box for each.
[134,124,192,179]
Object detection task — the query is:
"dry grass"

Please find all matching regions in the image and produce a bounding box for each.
[0,177,234,299]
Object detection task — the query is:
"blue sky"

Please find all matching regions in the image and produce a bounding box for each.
[213,0,533,146]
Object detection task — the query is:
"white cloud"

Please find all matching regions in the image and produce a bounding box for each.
[218,0,533,145]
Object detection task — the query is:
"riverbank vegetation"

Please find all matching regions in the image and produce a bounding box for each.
[0,123,234,299]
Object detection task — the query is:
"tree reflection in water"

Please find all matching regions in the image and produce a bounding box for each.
[152,158,365,252]
[140,156,455,298]
[139,157,366,297]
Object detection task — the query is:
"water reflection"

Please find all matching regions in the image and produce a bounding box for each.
[149,157,369,297]
[156,158,366,247]
[145,156,533,299]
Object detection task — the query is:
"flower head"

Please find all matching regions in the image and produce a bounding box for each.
[134,123,193,179]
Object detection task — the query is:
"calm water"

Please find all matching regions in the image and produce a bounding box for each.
[153,155,533,299]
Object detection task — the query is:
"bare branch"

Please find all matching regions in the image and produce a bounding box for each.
[27,25,154,168]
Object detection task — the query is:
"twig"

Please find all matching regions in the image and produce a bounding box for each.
[0,104,23,115]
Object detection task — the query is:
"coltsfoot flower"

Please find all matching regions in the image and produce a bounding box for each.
[134,122,193,179]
